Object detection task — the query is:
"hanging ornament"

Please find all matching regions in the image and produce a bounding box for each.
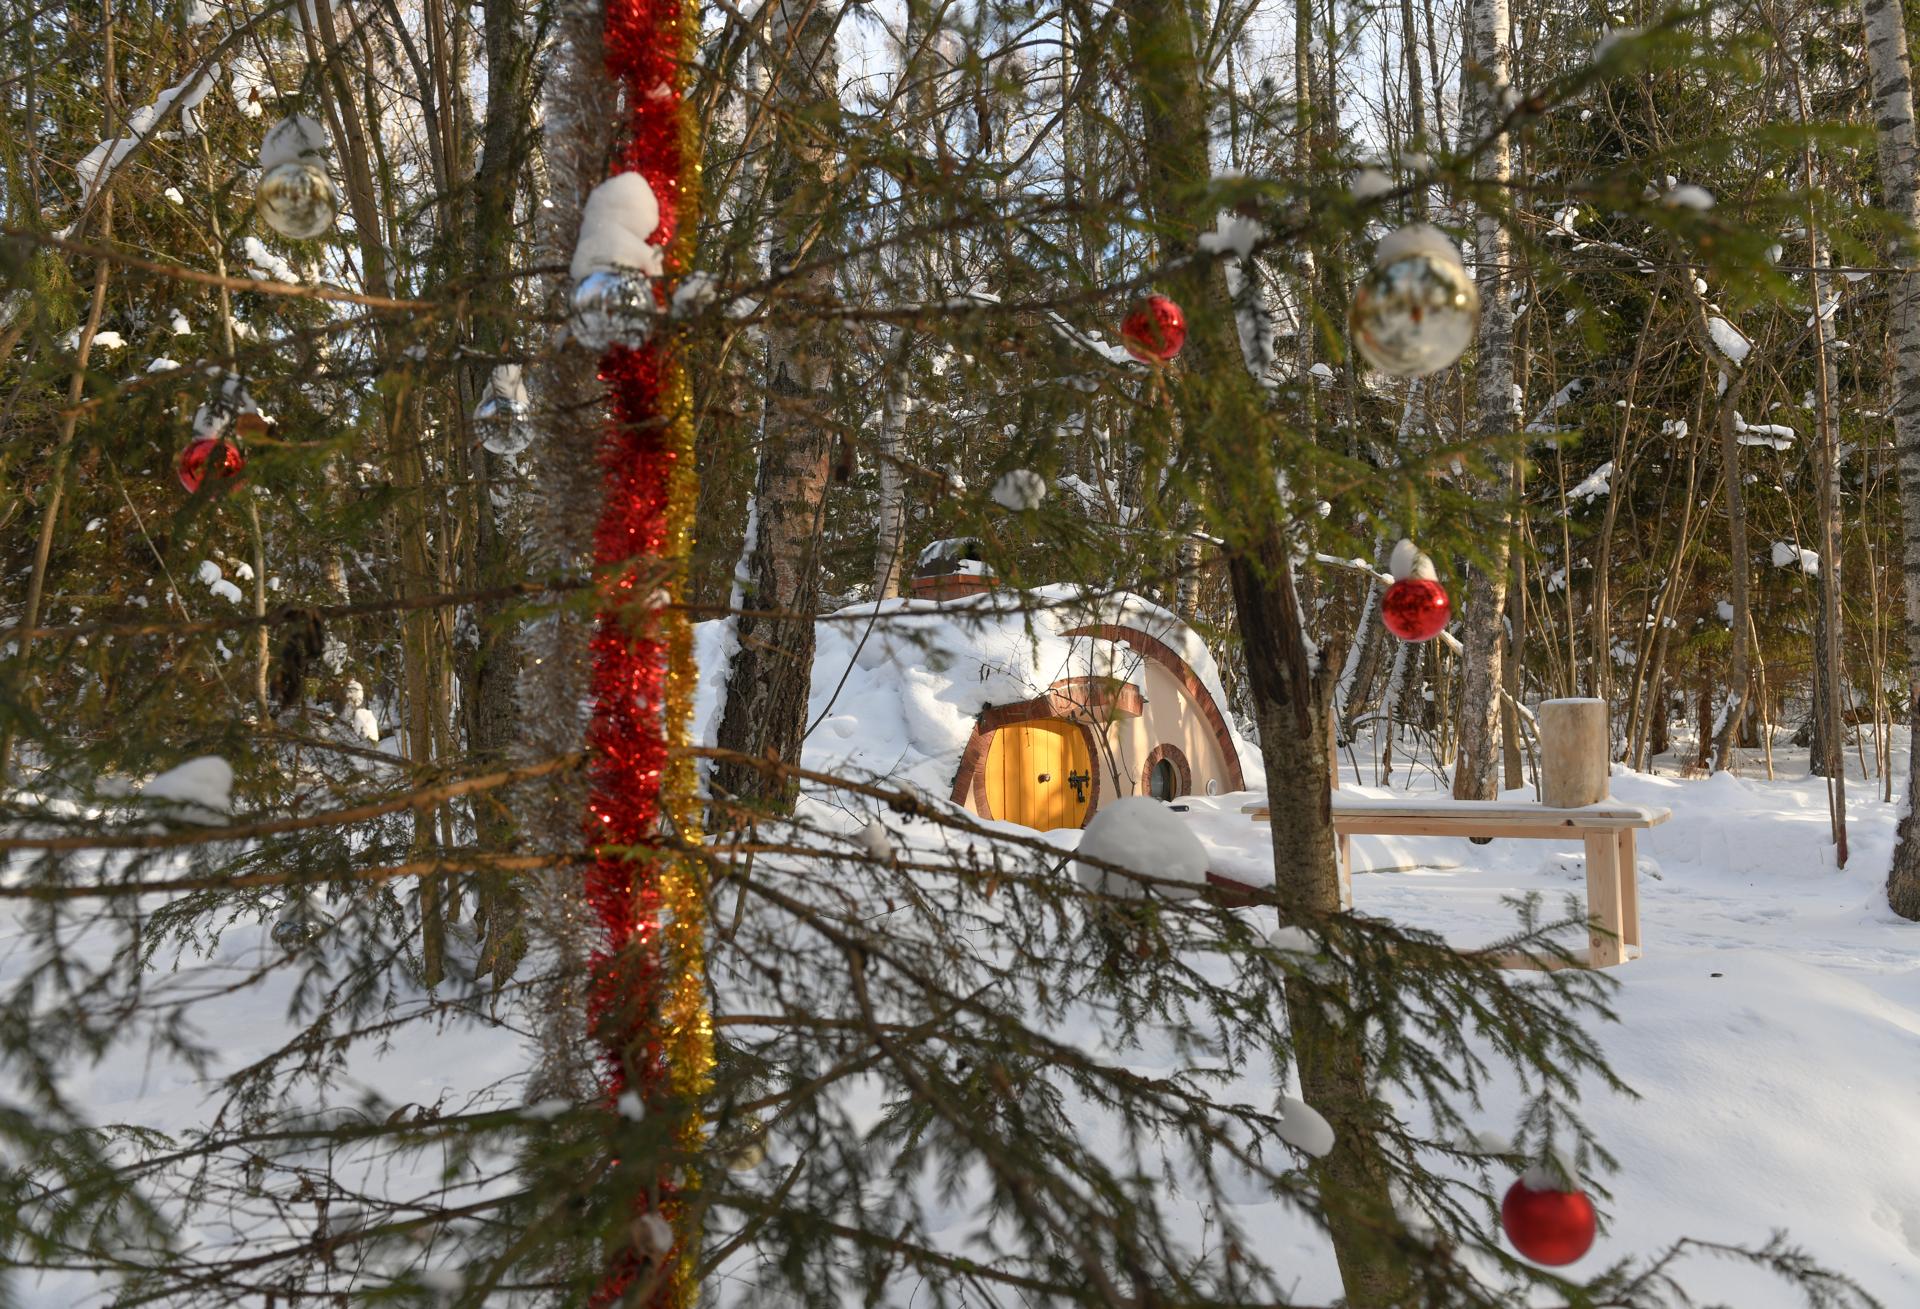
[1383,578,1450,641]
[1381,537,1449,642]
[256,116,337,240]
[270,897,328,951]
[176,437,246,494]
[473,362,532,456]
[1349,223,1480,377]
[568,173,664,352]
[1121,294,1187,363]
[257,162,337,240]
[1501,1173,1597,1266]
[569,269,657,353]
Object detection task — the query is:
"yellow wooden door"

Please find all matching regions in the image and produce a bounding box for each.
[986,721,1092,830]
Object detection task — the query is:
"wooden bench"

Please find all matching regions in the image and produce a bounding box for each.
[1242,796,1670,968]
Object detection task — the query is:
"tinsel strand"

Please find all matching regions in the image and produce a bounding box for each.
[581,0,711,1301]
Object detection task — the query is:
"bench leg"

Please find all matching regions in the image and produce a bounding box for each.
[1583,832,1626,968]
[1616,828,1640,951]
[1338,832,1353,910]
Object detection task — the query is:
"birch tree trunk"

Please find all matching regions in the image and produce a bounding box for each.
[1859,0,1920,916]
[1119,2,1411,1300]
[1452,0,1517,802]
[713,0,840,814]
[872,330,913,600]
[1503,453,1527,785]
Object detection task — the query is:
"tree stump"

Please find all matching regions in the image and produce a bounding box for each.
[1538,699,1609,807]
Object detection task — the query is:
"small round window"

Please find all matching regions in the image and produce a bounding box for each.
[1149,758,1178,801]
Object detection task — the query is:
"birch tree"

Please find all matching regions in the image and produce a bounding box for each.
[1452,0,1518,802]
[1860,0,1920,916]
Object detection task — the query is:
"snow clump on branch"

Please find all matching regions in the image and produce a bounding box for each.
[571,173,664,280]
[139,756,234,824]
[991,469,1048,511]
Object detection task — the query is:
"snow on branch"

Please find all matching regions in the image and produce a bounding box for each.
[1734,412,1795,450]
[1526,378,1587,433]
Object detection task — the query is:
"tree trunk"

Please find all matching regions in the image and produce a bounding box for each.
[1452,0,1517,802]
[1118,2,1412,1301]
[712,0,841,815]
[1860,0,1920,913]
[1648,677,1671,759]
[1502,463,1527,786]
[461,0,536,851]
[872,332,913,600]
[1397,0,1428,180]
[1791,37,1847,861]
[1695,677,1714,772]
[1680,285,1759,772]
[1336,572,1388,743]
[1809,599,1834,770]
[521,0,621,1107]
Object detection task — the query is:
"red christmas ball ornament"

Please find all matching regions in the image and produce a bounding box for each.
[1501,1176,1597,1266]
[1121,294,1187,363]
[1381,576,1450,642]
[177,437,246,494]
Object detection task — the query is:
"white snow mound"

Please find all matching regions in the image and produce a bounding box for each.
[572,173,664,280]
[1075,796,1210,900]
[139,756,233,821]
[859,819,893,862]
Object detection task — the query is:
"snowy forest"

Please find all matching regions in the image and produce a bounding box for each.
[5,0,1920,1303]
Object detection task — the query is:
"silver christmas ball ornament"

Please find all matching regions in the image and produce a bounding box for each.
[473,363,532,455]
[569,270,656,353]
[257,160,338,240]
[1348,223,1480,378]
[477,407,532,457]
[473,391,518,427]
[272,911,325,951]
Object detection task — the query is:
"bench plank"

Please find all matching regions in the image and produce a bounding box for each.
[1243,799,1671,831]
[1231,792,1668,969]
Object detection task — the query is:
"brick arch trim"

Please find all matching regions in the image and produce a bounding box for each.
[956,705,1105,822]
[1141,742,1193,799]
[1060,623,1246,793]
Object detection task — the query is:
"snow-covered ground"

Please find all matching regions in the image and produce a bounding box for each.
[1170,737,1920,1306]
[7,708,1919,1305]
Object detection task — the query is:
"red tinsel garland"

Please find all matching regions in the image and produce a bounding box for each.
[582,0,706,1301]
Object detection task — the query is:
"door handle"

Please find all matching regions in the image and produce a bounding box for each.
[1037,773,1052,782]
[1067,770,1090,803]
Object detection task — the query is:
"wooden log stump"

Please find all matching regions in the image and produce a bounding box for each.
[1538,698,1609,807]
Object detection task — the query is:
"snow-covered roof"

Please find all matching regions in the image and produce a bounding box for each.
[693,585,1260,809]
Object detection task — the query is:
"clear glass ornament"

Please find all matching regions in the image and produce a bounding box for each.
[258,160,337,240]
[1349,225,1481,377]
[569,270,655,352]
[477,406,533,456]
[271,911,325,950]
[473,363,531,455]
